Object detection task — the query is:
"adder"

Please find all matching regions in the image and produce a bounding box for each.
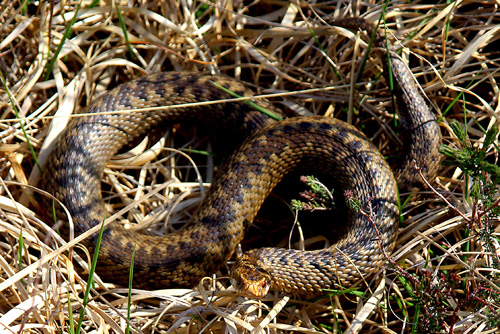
[41,18,441,297]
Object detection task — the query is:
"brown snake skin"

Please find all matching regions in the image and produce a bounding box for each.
[41,18,441,296]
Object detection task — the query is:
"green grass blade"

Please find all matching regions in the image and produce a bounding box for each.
[0,69,42,174]
[210,81,283,121]
[115,4,135,59]
[68,292,75,334]
[18,229,23,272]
[75,218,106,334]
[125,247,136,334]
[44,0,83,80]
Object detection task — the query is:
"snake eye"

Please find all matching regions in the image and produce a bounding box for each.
[257,268,268,275]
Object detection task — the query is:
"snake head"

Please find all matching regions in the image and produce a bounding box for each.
[230,254,271,298]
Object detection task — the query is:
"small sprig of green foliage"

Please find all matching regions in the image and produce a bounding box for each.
[290,177,363,214]
[343,189,362,213]
[291,176,335,212]
[439,120,500,214]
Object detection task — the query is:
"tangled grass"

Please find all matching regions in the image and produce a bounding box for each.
[1,0,499,333]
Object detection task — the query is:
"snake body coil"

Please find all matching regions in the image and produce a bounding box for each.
[42,19,441,296]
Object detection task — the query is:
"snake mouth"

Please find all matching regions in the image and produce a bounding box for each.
[230,258,272,298]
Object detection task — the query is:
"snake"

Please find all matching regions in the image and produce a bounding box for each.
[41,18,441,297]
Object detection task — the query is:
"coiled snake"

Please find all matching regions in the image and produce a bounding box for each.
[42,18,441,297]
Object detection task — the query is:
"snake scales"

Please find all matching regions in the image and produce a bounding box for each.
[41,18,441,297]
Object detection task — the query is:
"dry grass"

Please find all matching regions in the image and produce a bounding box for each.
[1,0,500,333]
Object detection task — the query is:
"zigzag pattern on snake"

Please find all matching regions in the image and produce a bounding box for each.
[41,18,441,297]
